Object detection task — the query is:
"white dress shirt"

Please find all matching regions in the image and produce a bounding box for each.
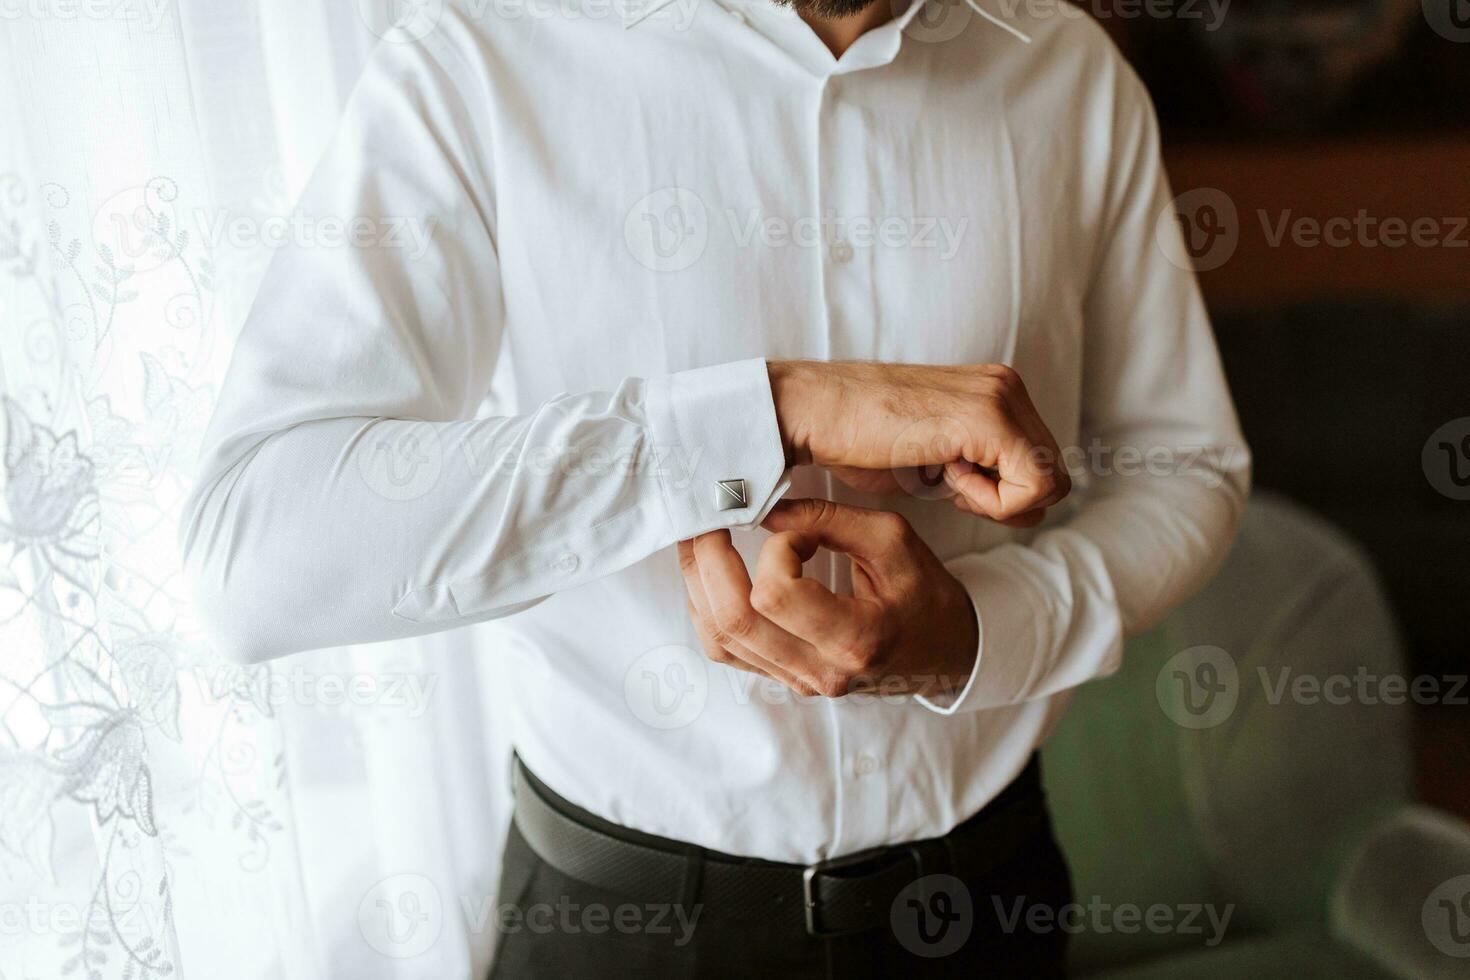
[182,0,1250,863]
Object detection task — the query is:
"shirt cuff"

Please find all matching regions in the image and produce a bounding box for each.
[644,358,789,539]
[914,549,1045,715]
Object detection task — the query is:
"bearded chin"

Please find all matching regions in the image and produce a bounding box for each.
[773,0,887,18]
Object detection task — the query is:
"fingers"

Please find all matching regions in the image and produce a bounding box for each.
[684,597,762,676]
[751,532,876,652]
[680,491,991,701]
[678,539,786,684]
[759,498,916,578]
[921,366,1067,521]
[678,540,742,664]
[953,436,1060,519]
[685,596,811,694]
[757,502,920,698]
[947,483,1047,531]
[988,371,1070,512]
[834,364,1069,523]
[943,461,1005,518]
[687,531,822,692]
[753,528,818,579]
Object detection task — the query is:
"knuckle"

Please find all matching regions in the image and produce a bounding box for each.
[974,385,1008,411]
[804,497,838,529]
[749,582,786,617]
[993,498,1024,520]
[838,636,879,671]
[976,365,1020,402]
[716,606,758,640]
[977,368,1025,409]
[1035,466,1070,502]
[987,363,1020,387]
[877,510,912,543]
[816,672,852,699]
[677,555,700,580]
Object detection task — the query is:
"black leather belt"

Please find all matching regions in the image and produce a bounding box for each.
[510,756,1046,939]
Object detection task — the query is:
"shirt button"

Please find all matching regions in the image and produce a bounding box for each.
[729,8,747,23]
[552,553,580,574]
[831,240,855,265]
[855,754,879,776]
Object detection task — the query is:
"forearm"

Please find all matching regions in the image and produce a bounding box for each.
[182,364,787,663]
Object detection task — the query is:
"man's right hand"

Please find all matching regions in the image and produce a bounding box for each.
[768,360,1070,527]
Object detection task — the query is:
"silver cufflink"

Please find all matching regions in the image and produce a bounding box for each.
[715,478,748,511]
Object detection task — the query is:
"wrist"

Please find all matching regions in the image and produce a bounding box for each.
[929,589,979,699]
[767,360,821,467]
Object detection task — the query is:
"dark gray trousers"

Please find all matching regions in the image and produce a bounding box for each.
[488,765,1073,979]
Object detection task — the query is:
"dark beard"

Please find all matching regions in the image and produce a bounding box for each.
[772,0,886,18]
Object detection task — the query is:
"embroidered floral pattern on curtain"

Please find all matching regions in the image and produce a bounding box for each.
[0,166,305,978]
[1,6,513,979]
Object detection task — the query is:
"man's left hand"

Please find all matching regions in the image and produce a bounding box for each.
[677,498,978,700]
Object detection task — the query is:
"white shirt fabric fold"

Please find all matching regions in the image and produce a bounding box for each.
[182,0,1250,863]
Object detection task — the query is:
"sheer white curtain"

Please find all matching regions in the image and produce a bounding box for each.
[0,4,514,978]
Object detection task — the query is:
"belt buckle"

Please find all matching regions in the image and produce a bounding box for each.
[801,846,896,938]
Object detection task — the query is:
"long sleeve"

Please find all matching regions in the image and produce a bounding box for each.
[179,31,786,664]
[919,64,1251,715]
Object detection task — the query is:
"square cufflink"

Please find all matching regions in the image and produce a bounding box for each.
[715,478,748,511]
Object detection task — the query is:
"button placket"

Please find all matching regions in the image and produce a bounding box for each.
[814,73,878,361]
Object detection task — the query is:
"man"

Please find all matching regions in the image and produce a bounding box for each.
[182,0,1249,975]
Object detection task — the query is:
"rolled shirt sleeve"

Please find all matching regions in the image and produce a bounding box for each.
[179,28,786,663]
[918,61,1251,715]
